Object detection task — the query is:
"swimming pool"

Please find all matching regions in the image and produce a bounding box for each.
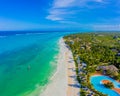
[90,75,120,96]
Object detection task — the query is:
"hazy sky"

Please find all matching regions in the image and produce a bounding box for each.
[0,0,120,31]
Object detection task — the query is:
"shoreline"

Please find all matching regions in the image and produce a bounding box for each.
[40,38,67,96]
[40,38,80,96]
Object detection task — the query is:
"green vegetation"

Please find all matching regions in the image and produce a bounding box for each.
[63,32,120,96]
[103,82,114,89]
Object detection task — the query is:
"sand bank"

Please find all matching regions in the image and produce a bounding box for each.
[40,38,79,96]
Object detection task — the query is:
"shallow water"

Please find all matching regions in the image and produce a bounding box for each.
[0,31,75,96]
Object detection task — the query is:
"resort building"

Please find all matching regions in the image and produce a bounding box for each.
[96,65,118,75]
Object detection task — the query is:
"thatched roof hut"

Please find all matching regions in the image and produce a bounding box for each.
[96,65,118,73]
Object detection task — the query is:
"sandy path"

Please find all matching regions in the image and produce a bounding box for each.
[65,44,80,96]
[40,38,80,96]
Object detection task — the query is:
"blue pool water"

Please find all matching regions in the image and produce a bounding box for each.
[90,75,120,96]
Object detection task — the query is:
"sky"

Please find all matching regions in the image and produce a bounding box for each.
[0,0,120,31]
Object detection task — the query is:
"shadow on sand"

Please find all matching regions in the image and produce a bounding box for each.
[68,84,80,88]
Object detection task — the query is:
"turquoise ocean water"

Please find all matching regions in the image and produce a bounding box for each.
[0,31,76,96]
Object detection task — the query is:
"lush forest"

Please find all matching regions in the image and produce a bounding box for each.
[64,32,120,96]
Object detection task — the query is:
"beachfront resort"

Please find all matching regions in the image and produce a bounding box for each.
[63,32,120,96]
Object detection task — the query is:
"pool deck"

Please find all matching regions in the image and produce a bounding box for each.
[113,88,120,94]
[102,80,111,84]
[92,72,103,76]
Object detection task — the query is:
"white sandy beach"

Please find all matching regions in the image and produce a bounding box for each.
[40,38,79,96]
